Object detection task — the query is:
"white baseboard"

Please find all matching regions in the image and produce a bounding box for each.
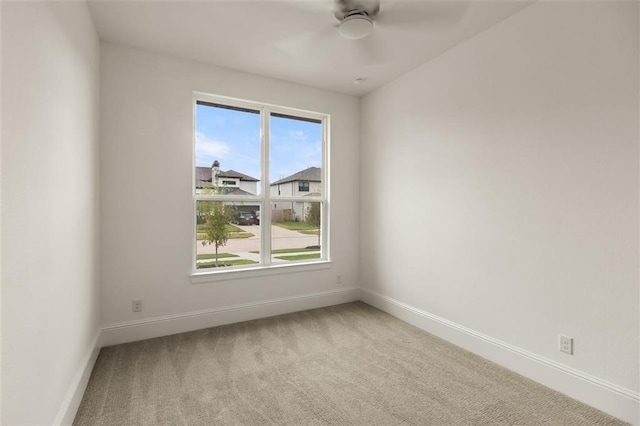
[53,330,102,426]
[101,287,360,347]
[360,288,640,425]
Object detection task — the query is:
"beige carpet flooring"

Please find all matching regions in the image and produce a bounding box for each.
[74,302,626,425]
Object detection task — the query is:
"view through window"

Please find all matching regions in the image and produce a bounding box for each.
[194,94,328,271]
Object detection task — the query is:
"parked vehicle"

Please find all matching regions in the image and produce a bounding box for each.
[252,210,260,225]
[234,211,255,226]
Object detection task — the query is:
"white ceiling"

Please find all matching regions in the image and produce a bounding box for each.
[87,0,533,96]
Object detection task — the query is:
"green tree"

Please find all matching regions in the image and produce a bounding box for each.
[201,201,232,267]
[199,185,236,267]
[305,202,321,247]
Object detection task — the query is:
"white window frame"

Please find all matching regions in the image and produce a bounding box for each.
[190,92,330,282]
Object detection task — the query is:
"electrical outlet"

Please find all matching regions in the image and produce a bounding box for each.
[559,335,573,355]
[132,300,143,312]
[336,275,343,284]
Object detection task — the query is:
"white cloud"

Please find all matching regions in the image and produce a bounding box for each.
[195,131,230,166]
[289,130,308,141]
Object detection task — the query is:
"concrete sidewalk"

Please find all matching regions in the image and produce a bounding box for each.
[197,224,319,255]
[196,249,321,265]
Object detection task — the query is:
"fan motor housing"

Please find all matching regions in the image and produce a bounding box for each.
[334,0,380,21]
[338,13,374,39]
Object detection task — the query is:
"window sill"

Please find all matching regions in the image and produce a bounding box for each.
[189,260,333,284]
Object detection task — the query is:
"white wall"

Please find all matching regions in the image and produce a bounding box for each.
[1,2,101,424]
[271,182,294,197]
[361,0,638,413]
[100,43,360,327]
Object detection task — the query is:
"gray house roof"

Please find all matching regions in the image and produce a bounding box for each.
[195,167,212,183]
[219,169,259,182]
[195,166,259,189]
[270,167,321,186]
[223,187,254,196]
[196,184,254,196]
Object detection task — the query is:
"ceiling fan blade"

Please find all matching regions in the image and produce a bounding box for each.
[276,25,338,58]
[376,1,469,30]
[282,1,335,18]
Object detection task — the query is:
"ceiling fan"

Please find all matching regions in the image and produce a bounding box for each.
[333,0,381,40]
[278,0,468,65]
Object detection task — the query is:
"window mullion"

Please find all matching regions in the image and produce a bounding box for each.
[261,108,271,265]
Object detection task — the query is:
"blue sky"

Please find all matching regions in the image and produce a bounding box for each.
[195,104,322,184]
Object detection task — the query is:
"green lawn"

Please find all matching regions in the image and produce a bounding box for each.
[196,253,239,260]
[249,247,320,254]
[197,223,254,240]
[196,259,258,269]
[274,253,321,261]
[273,221,319,233]
[273,222,318,231]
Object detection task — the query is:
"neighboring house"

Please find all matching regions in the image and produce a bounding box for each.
[196,163,320,222]
[270,167,321,221]
[195,163,259,196]
[195,162,260,222]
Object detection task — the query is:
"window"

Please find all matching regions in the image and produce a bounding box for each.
[193,93,328,273]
